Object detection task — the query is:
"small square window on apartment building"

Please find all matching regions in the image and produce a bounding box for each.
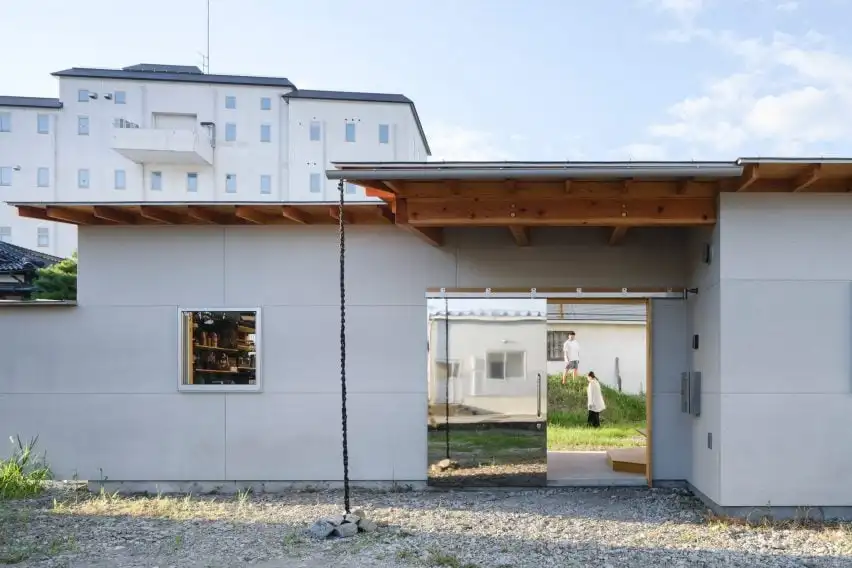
[114,91,127,104]
[151,171,163,191]
[225,123,237,142]
[37,167,50,188]
[310,173,321,193]
[114,170,126,190]
[345,122,356,143]
[260,124,271,143]
[309,121,321,141]
[379,124,390,144]
[37,227,49,248]
[37,114,50,134]
[78,116,89,135]
[225,174,237,193]
[78,89,90,102]
[260,97,271,110]
[187,173,198,192]
[0,227,11,242]
[77,169,90,189]
[0,167,12,186]
[0,112,10,132]
[225,95,236,109]
[260,174,272,194]
[345,182,357,194]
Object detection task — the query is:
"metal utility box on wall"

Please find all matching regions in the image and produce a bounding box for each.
[680,371,702,417]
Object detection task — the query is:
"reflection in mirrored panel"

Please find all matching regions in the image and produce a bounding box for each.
[426,297,548,487]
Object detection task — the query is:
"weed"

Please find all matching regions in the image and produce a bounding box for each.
[236,488,252,507]
[0,435,52,500]
[426,547,479,568]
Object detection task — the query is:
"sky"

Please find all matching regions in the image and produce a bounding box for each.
[2,0,851,161]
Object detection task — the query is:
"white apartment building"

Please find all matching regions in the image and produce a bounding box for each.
[0,63,431,258]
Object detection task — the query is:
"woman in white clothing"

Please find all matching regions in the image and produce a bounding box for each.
[586,371,606,428]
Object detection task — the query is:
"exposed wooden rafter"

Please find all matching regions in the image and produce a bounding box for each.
[281,206,310,224]
[508,226,530,246]
[792,164,823,192]
[93,206,136,224]
[46,207,99,225]
[395,198,444,246]
[737,164,761,192]
[138,206,184,224]
[186,206,226,224]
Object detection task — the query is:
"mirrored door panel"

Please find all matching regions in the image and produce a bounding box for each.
[426,297,548,487]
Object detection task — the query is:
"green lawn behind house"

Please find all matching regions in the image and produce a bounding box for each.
[547,374,647,451]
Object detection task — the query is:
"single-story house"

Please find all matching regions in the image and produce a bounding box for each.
[2,158,852,520]
[0,241,61,300]
[546,303,647,394]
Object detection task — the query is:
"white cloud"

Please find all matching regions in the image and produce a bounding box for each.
[633,29,852,157]
[426,123,513,162]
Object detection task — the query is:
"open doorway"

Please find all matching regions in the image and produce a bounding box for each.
[546,300,649,486]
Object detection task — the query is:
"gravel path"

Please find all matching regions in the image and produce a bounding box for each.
[1,486,850,567]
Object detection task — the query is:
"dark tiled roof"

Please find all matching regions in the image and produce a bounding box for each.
[52,65,296,89]
[0,242,63,273]
[0,96,63,109]
[284,89,431,155]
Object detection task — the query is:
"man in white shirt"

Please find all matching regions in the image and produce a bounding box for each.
[561,331,580,384]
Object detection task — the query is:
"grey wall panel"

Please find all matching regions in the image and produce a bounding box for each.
[260,305,426,394]
[79,227,226,307]
[454,228,689,289]
[650,298,692,481]
[0,394,225,481]
[0,306,177,394]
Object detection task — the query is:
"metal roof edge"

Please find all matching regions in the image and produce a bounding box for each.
[737,157,852,164]
[7,200,384,207]
[0,96,63,109]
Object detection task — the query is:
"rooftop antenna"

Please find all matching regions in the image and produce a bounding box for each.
[202,0,211,73]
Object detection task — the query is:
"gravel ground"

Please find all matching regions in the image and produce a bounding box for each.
[1,485,851,567]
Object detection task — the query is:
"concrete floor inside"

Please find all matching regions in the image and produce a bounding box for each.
[547,451,647,487]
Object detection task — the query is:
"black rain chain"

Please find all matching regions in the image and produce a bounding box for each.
[444,296,450,460]
[337,179,351,514]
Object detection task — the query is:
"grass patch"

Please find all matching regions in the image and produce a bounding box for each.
[547,375,647,451]
[0,436,52,500]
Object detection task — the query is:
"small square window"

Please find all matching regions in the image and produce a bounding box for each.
[114,90,126,104]
[379,124,390,144]
[180,309,260,390]
[0,227,11,242]
[309,121,321,141]
[78,116,89,135]
[225,123,237,142]
[345,182,357,194]
[0,112,10,132]
[187,172,198,192]
[114,169,126,190]
[345,122,356,142]
[260,97,271,110]
[37,167,50,188]
[225,95,236,109]
[0,167,12,186]
[309,173,321,193]
[37,227,49,248]
[78,89,90,102]
[151,171,163,191]
[260,124,271,143]
[225,173,237,193]
[77,169,90,189]
[260,174,272,194]
[37,114,50,134]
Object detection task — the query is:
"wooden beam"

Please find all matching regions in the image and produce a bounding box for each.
[234,206,270,224]
[93,206,136,224]
[46,206,96,225]
[398,180,726,200]
[737,164,761,192]
[281,206,310,224]
[564,180,573,194]
[186,206,226,224]
[16,206,52,222]
[405,198,716,227]
[365,187,397,201]
[377,205,395,224]
[508,226,530,246]
[676,180,690,195]
[138,206,185,224]
[395,198,444,246]
[328,206,348,224]
[792,164,823,192]
[609,226,628,245]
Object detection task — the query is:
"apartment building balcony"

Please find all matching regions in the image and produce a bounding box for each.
[111,122,213,165]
